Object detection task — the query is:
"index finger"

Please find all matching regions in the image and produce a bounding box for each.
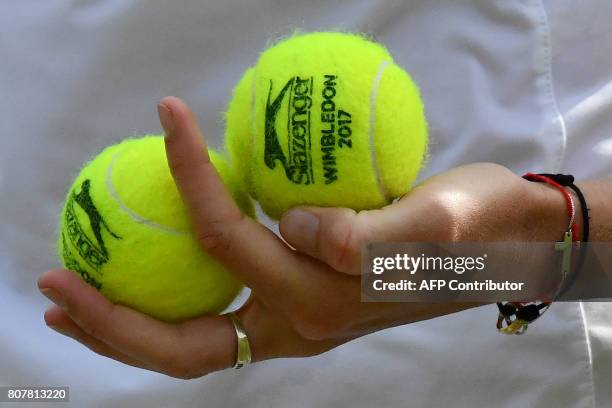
[158,96,319,303]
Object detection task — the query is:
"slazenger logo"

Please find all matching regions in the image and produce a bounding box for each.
[264,76,314,185]
[62,179,121,289]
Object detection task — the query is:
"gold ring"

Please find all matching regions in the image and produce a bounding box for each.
[228,312,251,369]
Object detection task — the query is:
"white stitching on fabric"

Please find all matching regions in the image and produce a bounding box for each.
[578,302,597,408]
[535,3,595,405]
[535,0,568,172]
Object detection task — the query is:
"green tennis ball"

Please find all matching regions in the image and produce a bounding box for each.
[57,135,253,322]
[225,31,428,219]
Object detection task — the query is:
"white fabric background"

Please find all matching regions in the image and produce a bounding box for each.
[1,0,611,406]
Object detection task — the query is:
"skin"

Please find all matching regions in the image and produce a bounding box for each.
[38,96,612,379]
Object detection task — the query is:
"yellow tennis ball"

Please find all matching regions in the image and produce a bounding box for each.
[57,135,253,322]
[225,31,428,219]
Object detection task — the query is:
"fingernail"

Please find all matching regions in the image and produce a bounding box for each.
[157,102,175,136]
[40,288,67,310]
[282,210,319,249]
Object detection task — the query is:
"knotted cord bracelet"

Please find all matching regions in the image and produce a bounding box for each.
[496,173,582,335]
[538,174,591,298]
[538,174,590,242]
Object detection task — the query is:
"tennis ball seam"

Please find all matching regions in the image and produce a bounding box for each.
[105,147,188,235]
[370,59,392,203]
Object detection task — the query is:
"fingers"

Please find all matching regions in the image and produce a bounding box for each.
[158,96,318,303]
[159,96,243,227]
[44,305,152,372]
[280,207,364,274]
[229,295,347,360]
[39,269,345,377]
[279,202,424,275]
[38,269,236,378]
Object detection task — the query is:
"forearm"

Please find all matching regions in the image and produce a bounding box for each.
[581,178,612,242]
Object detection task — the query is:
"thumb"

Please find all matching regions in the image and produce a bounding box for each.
[279,206,388,275]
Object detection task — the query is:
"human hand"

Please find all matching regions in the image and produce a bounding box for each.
[38,97,566,378]
[279,158,572,276]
